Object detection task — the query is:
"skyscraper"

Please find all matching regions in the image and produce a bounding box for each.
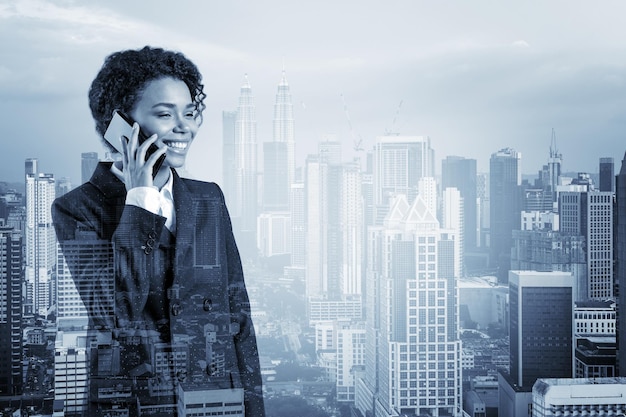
[613,152,626,376]
[547,129,562,203]
[508,270,574,387]
[373,135,435,222]
[81,152,99,185]
[357,193,462,417]
[489,148,522,282]
[560,186,614,300]
[233,76,258,258]
[599,157,615,193]
[222,110,237,212]
[25,160,56,316]
[0,225,22,395]
[442,187,464,279]
[305,141,363,302]
[442,156,477,252]
[272,68,295,191]
[262,141,289,211]
[499,270,574,416]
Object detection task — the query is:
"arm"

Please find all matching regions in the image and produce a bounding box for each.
[52,186,167,328]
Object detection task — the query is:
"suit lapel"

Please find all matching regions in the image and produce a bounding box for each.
[172,170,194,277]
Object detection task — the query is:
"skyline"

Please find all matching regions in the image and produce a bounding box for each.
[2,1,626,184]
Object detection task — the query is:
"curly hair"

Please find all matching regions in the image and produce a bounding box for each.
[89,46,206,152]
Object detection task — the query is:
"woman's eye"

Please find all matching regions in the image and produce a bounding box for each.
[157,113,171,118]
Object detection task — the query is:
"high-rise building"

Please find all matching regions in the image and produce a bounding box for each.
[615,152,626,376]
[499,270,574,416]
[599,157,615,193]
[55,230,114,416]
[476,172,489,249]
[25,160,56,316]
[489,148,522,282]
[290,182,306,268]
[560,187,613,300]
[547,129,562,203]
[272,68,295,191]
[222,110,237,212]
[442,156,477,252]
[305,144,363,302]
[511,229,587,301]
[336,322,366,404]
[257,212,291,257]
[233,76,258,258]
[373,135,435,222]
[509,270,574,387]
[0,225,22,395]
[56,177,72,197]
[81,152,99,185]
[356,193,462,417]
[442,187,464,278]
[262,141,289,211]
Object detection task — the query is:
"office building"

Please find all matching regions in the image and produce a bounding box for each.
[233,76,258,258]
[336,322,366,403]
[305,143,363,302]
[574,300,616,337]
[356,193,462,417]
[222,110,237,212]
[54,230,113,416]
[272,68,296,192]
[290,182,306,268]
[373,135,435,222]
[615,152,626,376]
[476,172,489,250]
[442,156,478,252]
[0,226,22,395]
[509,270,574,387]
[489,148,522,282]
[499,270,574,417]
[257,211,291,258]
[80,152,99,185]
[599,157,614,193]
[511,229,586,301]
[560,186,613,300]
[442,186,464,278]
[575,336,616,379]
[532,378,626,417]
[262,141,289,211]
[25,160,56,316]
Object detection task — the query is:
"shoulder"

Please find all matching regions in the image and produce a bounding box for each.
[180,178,225,199]
[53,182,100,214]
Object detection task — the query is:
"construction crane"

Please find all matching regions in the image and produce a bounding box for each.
[340,93,364,152]
[385,100,403,135]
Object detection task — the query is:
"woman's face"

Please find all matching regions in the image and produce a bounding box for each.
[129,76,199,169]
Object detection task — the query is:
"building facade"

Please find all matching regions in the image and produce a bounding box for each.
[0,226,22,395]
[357,193,462,417]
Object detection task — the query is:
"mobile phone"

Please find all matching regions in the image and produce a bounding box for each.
[103,110,166,178]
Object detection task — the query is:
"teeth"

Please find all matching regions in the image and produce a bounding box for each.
[164,141,188,150]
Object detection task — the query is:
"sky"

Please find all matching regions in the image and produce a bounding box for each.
[2,0,626,185]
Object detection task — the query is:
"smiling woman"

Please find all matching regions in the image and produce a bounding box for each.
[51,46,265,417]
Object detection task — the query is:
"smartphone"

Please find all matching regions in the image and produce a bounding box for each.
[103,110,166,178]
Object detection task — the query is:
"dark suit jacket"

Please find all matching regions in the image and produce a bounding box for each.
[52,162,264,417]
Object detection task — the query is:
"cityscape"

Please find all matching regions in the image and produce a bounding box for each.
[1,63,626,417]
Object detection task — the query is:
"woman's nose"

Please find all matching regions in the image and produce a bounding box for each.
[173,117,191,132]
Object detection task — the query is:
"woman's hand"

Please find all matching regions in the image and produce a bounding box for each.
[111,123,167,190]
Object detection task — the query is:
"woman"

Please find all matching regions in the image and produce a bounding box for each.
[52,46,265,417]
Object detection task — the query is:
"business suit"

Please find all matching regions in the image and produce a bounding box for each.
[52,162,265,417]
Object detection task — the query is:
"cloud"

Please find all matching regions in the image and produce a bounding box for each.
[512,40,530,48]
